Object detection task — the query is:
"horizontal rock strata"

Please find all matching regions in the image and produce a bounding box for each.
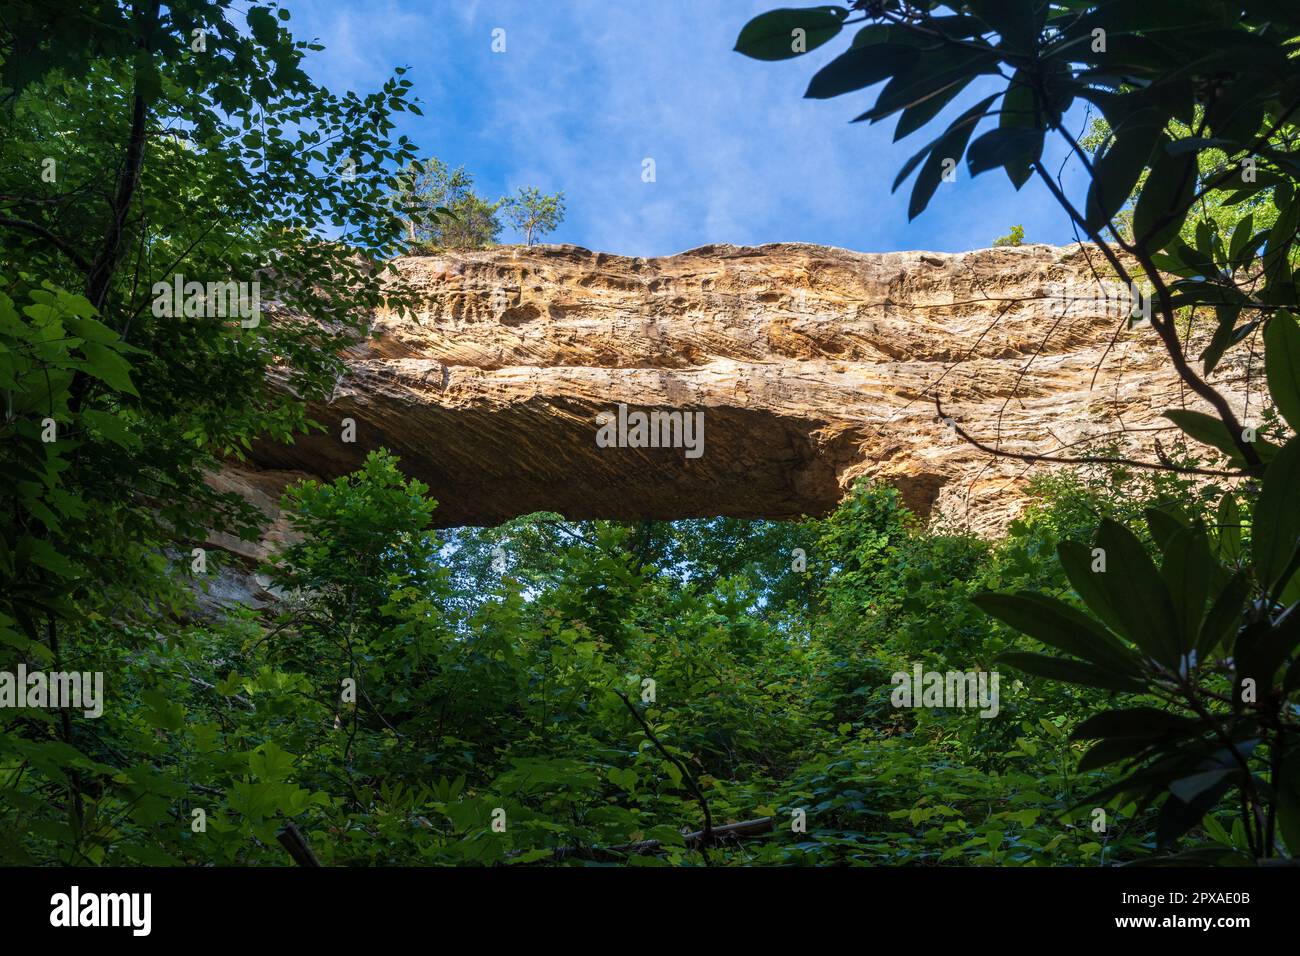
[232,242,1255,540]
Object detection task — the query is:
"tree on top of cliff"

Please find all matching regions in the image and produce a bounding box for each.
[390,156,503,251]
[389,157,465,246]
[992,224,1025,247]
[503,186,567,246]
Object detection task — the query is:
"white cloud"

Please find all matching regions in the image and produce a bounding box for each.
[287,0,1084,256]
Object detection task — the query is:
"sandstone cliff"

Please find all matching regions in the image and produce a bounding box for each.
[222,241,1256,573]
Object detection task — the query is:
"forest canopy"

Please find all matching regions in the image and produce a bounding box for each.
[0,0,1298,869]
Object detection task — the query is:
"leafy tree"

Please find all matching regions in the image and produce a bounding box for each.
[439,193,503,250]
[0,0,420,863]
[390,156,502,251]
[503,186,566,246]
[8,0,1300,872]
[1080,112,1288,250]
[993,224,1025,247]
[388,157,465,246]
[736,0,1300,860]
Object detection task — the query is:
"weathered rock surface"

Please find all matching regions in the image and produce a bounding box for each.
[234,242,1255,539]
[197,465,310,611]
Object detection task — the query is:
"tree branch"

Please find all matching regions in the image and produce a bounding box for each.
[614,690,714,862]
[934,395,1245,478]
[0,217,91,272]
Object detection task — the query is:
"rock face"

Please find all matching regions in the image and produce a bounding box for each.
[237,242,1253,537]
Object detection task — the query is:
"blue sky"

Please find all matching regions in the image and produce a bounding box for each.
[288,0,1091,257]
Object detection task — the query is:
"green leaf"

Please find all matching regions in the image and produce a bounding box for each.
[1071,707,1196,740]
[735,7,848,61]
[1088,519,1182,668]
[1264,311,1300,433]
[893,76,970,141]
[1216,495,1242,563]
[1227,212,1256,266]
[1264,185,1300,280]
[853,45,998,125]
[1168,768,1232,804]
[1132,143,1196,250]
[1084,111,1164,233]
[905,96,996,221]
[892,93,996,193]
[81,408,141,450]
[996,651,1145,692]
[805,42,920,100]
[1277,747,1300,856]
[1077,736,1154,772]
[995,71,1043,189]
[1200,306,1254,377]
[1202,814,1232,846]
[1237,608,1300,688]
[663,761,682,789]
[65,313,121,344]
[1156,236,1217,279]
[79,342,138,397]
[966,127,1044,184]
[1160,524,1216,654]
[1144,506,1187,551]
[971,591,1139,673]
[141,689,185,732]
[21,538,79,579]
[1163,409,1248,467]
[965,0,1038,53]
[246,6,280,46]
[249,742,296,782]
[1253,436,1300,595]
[119,843,181,866]
[1158,779,1231,850]
[1197,572,1249,659]
[1058,538,1130,638]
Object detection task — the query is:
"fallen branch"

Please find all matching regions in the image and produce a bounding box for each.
[631,816,775,854]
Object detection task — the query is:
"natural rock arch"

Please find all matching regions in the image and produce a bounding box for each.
[217,241,1252,568]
